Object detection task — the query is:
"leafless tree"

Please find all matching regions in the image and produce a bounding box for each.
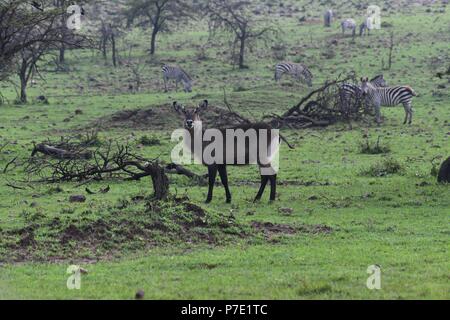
[205,0,277,69]
[0,0,90,80]
[125,0,193,55]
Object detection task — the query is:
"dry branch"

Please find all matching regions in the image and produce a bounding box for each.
[31,144,92,160]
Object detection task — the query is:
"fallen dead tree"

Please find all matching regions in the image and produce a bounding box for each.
[264,75,369,129]
[31,144,92,160]
[20,136,209,199]
[26,140,170,199]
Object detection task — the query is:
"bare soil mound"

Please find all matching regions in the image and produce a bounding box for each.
[90,104,243,131]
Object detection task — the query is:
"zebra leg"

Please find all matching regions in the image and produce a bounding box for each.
[374,103,382,125]
[403,102,413,125]
[163,77,168,92]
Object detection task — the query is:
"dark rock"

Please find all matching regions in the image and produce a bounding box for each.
[69,195,86,203]
[135,290,145,300]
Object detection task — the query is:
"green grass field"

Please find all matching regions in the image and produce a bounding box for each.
[0,0,449,299]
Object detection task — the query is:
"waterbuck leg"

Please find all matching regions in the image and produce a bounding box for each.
[269,175,277,201]
[206,165,218,203]
[254,175,269,202]
[218,165,232,203]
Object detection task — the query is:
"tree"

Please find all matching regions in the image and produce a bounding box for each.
[85,1,126,67]
[126,0,192,55]
[16,43,48,103]
[0,0,89,81]
[205,0,277,69]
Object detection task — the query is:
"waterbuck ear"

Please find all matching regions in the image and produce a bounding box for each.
[360,77,364,82]
[173,101,185,114]
[195,100,208,113]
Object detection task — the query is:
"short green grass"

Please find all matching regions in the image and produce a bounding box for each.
[0,1,449,299]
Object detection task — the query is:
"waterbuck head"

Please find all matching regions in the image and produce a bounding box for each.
[360,77,370,95]
[173,100,208,130]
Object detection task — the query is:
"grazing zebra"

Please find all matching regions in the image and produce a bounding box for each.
[359,17,372,36]
[341,19,356,37]
[162,64,192,93]
[324,9,333,27]
[360,77,418,125]
[340,75,387,112]
[274,62,313,87]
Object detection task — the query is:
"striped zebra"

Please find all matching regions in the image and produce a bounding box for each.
[360,77,418,125]
[162,64,192,93]
[359,17,372,36]
[324,9,333,27]
[340,75,387,113]
[274,62,313,87]
[341,19,356,37]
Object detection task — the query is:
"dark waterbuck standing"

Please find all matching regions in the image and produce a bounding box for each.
[360,77,418,125]
[274,62,313,87]
[172,100,294,203]
[324,9,333,27]
[162,64,192,93]
[341,19,356,37]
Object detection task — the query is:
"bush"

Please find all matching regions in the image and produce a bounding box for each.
[139,135,161,146]
[361,157,404,177]
[359,136,391,154]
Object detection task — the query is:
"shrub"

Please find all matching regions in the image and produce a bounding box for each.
[359,136,391,154]
[361,157,404,177]
[139,135,161,146]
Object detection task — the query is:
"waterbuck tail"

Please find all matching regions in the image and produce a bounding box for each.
[279,134,295,149]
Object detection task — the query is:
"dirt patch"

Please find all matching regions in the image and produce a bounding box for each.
[0,197,247,263]
[89,104,243,131]
[251,221,333,236]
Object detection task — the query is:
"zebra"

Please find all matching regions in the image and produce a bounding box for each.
[340,75,387,113]
[324,9,333,27]
[359,17,372,36]
[274,62,313,87]
[162,64,192,93]
[341,19,356,37]
[360,77,418,125]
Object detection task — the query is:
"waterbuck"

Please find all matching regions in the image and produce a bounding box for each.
[172,100,294,203]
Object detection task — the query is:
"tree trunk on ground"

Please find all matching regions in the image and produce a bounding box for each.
[150,164,169,200]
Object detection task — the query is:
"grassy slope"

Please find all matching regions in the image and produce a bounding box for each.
[0,1,449,299]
